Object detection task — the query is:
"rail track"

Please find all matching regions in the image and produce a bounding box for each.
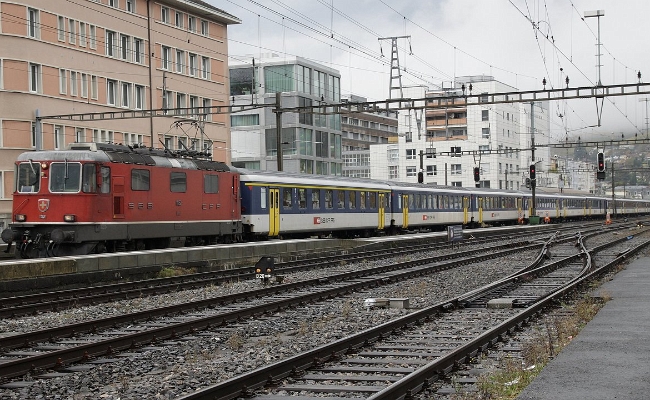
[0,222,615,319]
[173,229,649,400]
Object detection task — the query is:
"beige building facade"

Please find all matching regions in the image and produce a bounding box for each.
[0,0,240,225]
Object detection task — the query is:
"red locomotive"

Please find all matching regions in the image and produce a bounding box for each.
[1,143,242,258]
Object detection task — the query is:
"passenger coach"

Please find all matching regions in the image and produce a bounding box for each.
[239,170,391,238]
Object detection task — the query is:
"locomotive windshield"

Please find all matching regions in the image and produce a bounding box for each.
[49,162,81,193]
[17,161,41,193]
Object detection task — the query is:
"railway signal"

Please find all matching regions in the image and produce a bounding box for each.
[597,152,605,180]
[473,167,480,182]
[529,164,536,188]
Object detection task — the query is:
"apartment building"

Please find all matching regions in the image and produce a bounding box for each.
[0,0,240,225]
[370,76,552,189]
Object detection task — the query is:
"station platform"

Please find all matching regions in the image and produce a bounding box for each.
[517,256,650,400]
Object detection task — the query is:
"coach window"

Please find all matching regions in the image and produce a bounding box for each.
[82,164,97,193]
[360,191,366,209]
[408,194,414,210]
[204,174,219,193]
[325,190,333,209]
[349,191,356,209]
[132,169,150,191]
[170,172,186,192]
[312,189,320,209]
[369,192,376,209]
[100,166,111,193]
[50,162,81,193]
[298,188,307,209]
[283,188,292,208]
[17,162,41,193]
[337,191,345,209]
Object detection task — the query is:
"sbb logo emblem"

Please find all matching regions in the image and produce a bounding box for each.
[314,217,321,224]
[38,199,50,213]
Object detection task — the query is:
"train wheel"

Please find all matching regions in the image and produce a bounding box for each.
[135,240,146,251]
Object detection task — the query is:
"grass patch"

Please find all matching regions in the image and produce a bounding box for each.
[474,294,607,399]
[157,266,197,278]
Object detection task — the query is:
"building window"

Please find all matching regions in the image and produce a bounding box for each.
[452,182,462,187]
[79,22,86,47]
[162,90,173,113]
[105,30,116,57]
[81,73,88,98]
[406,149,416,160]
[479,145,490,153]
[54,125,64,149]
[29,63,41,93]
[68,19,76,44]
[108,0,118,7]
[135,85,144,109]
[126,0,135,13]
[482,127,490,139]
[426,165,437,176]
[175,12,183,28]
[188,16,196,32]
[406,166,417,177]
[89,25,96,49]
[91,75,98,99]
[188,54,197,76]
[389,165,398,179]
[75,128,85,142]
[426,147,436,158]
[175,49,184,73]
[201,56,210,79]
[28,8,39,38]
[120,34,130,60]
[231,114,260,127]
[201,20,208,36]
[482,109,489,121]
[59,69,67,94]
[134,38,144,63]
[57,16,65,41]
[70,71,78,96]
[202,98,211,121]
[107,79,117,105]
[161,7,170,23]
[121,82,131,108]
[189,95,199,117]
[161,46,171,70]
[451,164,462,175]
[176,93,186,115]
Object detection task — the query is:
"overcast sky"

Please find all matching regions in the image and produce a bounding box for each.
[212,0,650,143]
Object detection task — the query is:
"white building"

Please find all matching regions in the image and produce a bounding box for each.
[370,76,551,189]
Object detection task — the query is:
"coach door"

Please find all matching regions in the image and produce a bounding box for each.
[477,197,484,224]
[378,193,386,230]
[463,196,469,224]
[268,188,280,236]
[402,194,409,228]
[555,199,560,218]
[112,175,124,219]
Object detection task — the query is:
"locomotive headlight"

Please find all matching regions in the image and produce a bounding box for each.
[266,268,272,273]
[63,214,77,222]
[40,162,48,170]
[15,214,26,222]
[255,268,262,273]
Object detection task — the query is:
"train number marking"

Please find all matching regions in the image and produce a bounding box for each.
[314,217,335,224]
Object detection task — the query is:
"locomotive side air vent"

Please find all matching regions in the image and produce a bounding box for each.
[68,143,97,151]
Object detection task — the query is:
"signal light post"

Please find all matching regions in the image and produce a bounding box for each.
[597,151,606,180]
[473,166,480,187]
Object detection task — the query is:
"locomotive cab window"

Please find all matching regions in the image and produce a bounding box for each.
[170,172,187,193]
[100,166,111,194]
[82,164,97,193]
[50,162,82,193]
[17,162,41,193]
[204,174,219,193]
[131,169,150,191]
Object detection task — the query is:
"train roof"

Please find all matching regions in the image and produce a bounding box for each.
[16,143,235,172]
[237,169,391,190]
